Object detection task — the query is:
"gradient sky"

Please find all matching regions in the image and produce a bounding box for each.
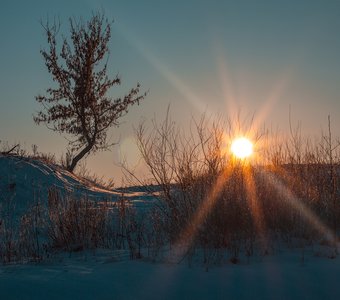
[1,0,340,185]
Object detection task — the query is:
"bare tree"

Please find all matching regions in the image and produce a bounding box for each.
[34,13,146,172]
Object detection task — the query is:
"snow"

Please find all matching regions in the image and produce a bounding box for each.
[0,155,120,200]
[0,249,339,300]
[1,155,340,299]
[0,155,155,212]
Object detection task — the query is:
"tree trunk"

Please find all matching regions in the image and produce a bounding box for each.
[67,143,94,172]
[1,144,19,155]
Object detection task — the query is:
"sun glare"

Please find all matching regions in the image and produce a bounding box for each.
[231,137,253,159]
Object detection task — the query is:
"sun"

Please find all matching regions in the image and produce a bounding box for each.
[231,137,253,159]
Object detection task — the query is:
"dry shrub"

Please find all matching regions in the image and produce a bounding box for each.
[47,188,110,251]
[134,112,340,263]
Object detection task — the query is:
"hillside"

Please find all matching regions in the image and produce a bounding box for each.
[0,155,156,214]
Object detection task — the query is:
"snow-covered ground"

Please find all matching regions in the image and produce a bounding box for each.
[1,155,340,299]
[0,155,155,212]
[0,249,339,300]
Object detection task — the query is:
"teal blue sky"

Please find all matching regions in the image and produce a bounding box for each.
[1,0,340,183]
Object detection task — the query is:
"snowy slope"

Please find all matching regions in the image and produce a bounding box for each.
[0,155,115,209]
[0,155,154,213]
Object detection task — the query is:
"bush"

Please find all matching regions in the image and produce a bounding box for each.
[133,112,340,264]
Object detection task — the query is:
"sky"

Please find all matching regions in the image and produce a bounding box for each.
[1,0,340,185]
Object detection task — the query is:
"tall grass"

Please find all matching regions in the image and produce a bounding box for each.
[132,113,340,264]
[0,187,147,263]
[0,114,339,266]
